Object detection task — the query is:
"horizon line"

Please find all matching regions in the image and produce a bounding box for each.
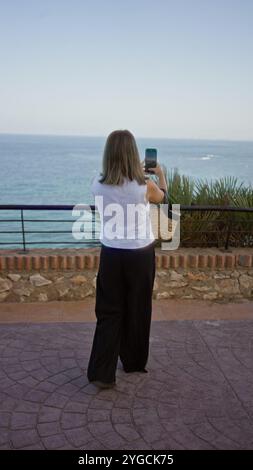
[0,131,253,144]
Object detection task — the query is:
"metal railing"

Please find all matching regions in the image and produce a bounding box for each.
[0,204,99,252]
[0,204,253,251]
[177,205,253,249]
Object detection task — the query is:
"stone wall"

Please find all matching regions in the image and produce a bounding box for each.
[0,248,253,302]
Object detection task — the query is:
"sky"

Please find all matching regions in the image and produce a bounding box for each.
[0,0,253,140]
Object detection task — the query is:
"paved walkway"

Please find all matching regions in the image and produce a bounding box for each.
[0,299,253,450]
[0,298,253,323]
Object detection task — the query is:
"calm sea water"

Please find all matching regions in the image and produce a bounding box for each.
[0,134,253,248]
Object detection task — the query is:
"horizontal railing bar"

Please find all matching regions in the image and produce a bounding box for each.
[0,204,253,212]
[0,219,97,223]
[0,205,96,211]
[0,218,252,225]
[181,229,252,232]
[180,222,253,225]
[0,230,100,234]
[0,220,27,223]
[0,241,101,245]
[181,206,253,212]
[1,219,252,225]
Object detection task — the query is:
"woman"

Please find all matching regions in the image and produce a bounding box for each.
[87,129,168,388]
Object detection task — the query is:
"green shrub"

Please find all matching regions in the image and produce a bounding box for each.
[159,168,253,248]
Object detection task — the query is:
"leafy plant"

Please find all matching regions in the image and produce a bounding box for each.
[158,167,253,248]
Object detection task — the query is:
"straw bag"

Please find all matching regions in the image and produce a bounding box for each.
[149,190,178,242]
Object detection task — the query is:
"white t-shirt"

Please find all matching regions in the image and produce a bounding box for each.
[91,173,155,249]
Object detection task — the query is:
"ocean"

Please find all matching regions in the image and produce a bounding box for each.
[0,134,253,249]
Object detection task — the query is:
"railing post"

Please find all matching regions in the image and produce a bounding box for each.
[225,211,233,250]
[92,208,96,241]
[20,209,27,252]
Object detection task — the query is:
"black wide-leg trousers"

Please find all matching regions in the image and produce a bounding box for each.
[87,242,156,383]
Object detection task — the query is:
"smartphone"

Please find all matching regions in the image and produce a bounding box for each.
[145,148,157,173]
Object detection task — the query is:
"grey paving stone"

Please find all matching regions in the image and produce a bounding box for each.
[37,421,62,437]
[9,370,29,381]
[114,423,141,441]
[30,369,53,381]
[10,429,40,449]
[0,411,11,427]
[61,412,87,429]
[64,427,93,447]
[38,406,62,423]
[22,442,45,450]
[44,392,69,408]
[89,398,114,409]
[87,408,111,422]
[48,373,71,385]
[0,377,16,390]
[98,430,127,449]
[0,443,12,449]
[21,360,41,372]
[19,377,40,388]
[11,412,37,430]
[111,408,132,424]
[64,367,84,379]
[88,421,114,437]
[64,401,88,413]
[57,382,80,397]
[35,381,58,393]
[42,433,69,450]
[24,390,50,403]
[5,383,30,399]
[0,427,9,446]
[15,401,40,413]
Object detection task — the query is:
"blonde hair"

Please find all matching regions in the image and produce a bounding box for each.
[99,130,146,185]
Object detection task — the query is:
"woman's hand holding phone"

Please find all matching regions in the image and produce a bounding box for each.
[141,160,164,177]
[147,163,164,176]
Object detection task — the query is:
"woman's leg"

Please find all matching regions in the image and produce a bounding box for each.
[87,245,125,384]
[119,243,156,372]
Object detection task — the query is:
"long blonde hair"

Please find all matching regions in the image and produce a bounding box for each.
[99,130,146,185]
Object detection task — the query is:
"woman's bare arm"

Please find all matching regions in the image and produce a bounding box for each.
[146,179,165,203]
[144,163,168,203]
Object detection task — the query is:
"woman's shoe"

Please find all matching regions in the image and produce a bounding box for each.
[91,380,116,389]
[123,367,148,373]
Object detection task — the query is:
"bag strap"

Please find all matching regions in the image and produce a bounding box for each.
[159,188,173,218]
